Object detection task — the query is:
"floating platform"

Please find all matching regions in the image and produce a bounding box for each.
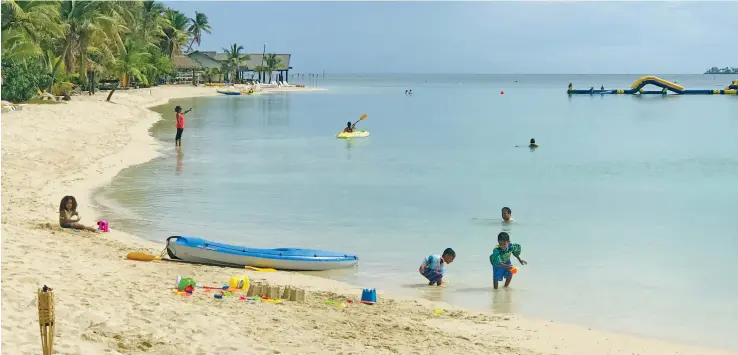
[568,77,738,95]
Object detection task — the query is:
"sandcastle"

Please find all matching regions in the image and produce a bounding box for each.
[246,281,306,302]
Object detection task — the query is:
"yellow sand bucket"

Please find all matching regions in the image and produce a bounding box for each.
[228,275,249,291]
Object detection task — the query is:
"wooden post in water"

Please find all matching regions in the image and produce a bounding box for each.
[37,285,55,355]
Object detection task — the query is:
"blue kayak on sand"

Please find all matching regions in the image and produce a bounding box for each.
[165,236,359,271]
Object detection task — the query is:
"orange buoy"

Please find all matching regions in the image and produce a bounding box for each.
[500,90,505,95]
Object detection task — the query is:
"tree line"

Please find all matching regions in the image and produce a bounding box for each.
[704,66,738,74]
[1,0,211,102]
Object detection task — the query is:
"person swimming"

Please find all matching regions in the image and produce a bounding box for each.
[528,138,538,148]
[501,206,514,223]
[343,121,355,133]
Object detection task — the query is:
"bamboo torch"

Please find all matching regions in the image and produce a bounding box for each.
[37,285,55,355]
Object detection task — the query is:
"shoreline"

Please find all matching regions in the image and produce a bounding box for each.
[2,86,735,354]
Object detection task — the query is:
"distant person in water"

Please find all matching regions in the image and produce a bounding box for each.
[405,90,408,94]
[343,121,355,133]
[528,138,538,148]
[501,207,514,223]
[408,89,413,95]
[600,85,605,90]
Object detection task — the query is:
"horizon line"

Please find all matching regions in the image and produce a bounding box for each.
[291,72,728,76]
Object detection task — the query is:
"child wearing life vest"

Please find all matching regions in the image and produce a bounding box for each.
[490,232,526,289]
[419,248,456,286]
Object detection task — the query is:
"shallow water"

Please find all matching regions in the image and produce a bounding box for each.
[96,74,738,349]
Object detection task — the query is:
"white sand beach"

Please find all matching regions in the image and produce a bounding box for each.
[2,86,735,355]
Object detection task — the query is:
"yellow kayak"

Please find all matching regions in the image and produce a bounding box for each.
[336,130,370,139]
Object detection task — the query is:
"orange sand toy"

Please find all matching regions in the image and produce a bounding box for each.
[510,266,518,275]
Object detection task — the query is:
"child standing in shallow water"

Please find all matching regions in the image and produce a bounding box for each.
[174,106,191,148]
[419,248,456,286]
[59,196,98,232]
[490,232,526,289]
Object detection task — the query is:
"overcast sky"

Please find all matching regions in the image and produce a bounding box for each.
[165,1,738,74]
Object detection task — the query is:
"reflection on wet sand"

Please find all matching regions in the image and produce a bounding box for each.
[490,288,515,314]
[176,149,184,175]
[452,285,516,314]
[420,285,447,302]
[402,283,448,302]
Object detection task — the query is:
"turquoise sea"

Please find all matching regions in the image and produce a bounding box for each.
[95,74,738,350]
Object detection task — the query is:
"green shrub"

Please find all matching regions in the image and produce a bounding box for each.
[52,82,74,96]
[1,56,50,103]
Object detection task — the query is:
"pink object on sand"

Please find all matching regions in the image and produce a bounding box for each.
[97,220,109,232]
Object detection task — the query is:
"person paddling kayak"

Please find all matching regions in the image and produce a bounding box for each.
[343,121,356,133]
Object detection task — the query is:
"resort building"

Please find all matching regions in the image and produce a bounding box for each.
[172,55,206,85]
[173,51,292,84]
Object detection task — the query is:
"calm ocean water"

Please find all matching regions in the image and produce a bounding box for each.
[96,74,738,349]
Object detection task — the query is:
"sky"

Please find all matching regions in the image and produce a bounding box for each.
[165,1,738,74]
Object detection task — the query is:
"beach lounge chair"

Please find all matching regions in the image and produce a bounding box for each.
[36,89,61,101]
[0,101,23,112]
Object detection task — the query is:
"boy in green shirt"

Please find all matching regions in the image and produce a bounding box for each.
[489,232,526,289]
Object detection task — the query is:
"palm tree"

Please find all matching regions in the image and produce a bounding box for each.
[204,67,221,83]
[186,11,211,52]
[162,9,190,58]
[1,1,62,60]
[106,38,153,101]
[2,0,211,101]
[221,43,249,82]
[263,53,284,83]
[48,0,125,92]
[137,1,167,42]
[145,48,174,86]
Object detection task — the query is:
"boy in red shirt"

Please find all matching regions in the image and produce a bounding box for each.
[174,106,191,148]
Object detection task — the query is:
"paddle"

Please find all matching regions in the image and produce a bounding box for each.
[125,252,277,272]
[352,113,368,128]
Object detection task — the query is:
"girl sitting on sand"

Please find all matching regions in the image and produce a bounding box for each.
[59,196,98,232]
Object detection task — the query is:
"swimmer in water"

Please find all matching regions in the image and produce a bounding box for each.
[501,206,514,223]
[528,138,538,148]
